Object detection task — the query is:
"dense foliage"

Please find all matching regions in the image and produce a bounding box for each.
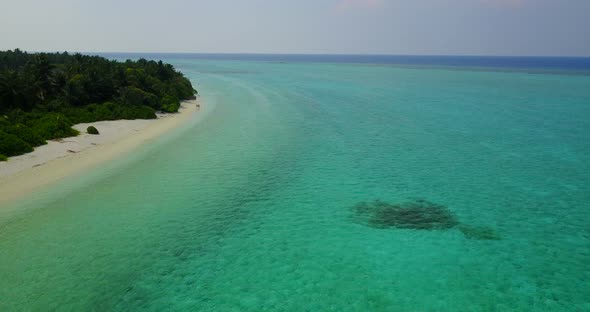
[0,49,196,158]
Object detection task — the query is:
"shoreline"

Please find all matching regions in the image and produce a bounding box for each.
[0,100,199,207]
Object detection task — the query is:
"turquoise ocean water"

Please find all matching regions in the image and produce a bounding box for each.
[1,56,589,311]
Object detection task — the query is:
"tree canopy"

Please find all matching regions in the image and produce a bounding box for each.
[0,49,196,159]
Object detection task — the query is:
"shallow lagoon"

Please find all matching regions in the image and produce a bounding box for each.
[1,56,589,311]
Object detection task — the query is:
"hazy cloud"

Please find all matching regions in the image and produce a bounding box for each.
[1,0,589,56]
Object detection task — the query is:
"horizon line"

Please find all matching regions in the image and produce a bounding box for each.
[6,49,590,59]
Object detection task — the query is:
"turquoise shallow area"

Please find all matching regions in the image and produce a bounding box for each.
[1,59,589,311]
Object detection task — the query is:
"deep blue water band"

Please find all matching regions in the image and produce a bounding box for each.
[96,53,590,72]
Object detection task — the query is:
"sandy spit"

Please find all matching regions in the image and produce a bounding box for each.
[0,100,199,207]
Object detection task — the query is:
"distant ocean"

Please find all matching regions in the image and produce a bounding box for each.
[99,53,590,73]
[1,54,589,311]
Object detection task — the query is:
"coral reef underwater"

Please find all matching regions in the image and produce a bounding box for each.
[352,199,500,240]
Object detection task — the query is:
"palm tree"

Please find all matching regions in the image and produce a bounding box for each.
[26,55,54,102]
[0,70,20,111]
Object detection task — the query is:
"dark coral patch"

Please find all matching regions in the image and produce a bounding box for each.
[458,225,501,240]
[353,199,459,230]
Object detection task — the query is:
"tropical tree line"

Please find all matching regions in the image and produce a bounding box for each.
[0,49,196,160]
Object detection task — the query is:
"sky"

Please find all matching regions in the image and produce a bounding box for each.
[1,0,589,56]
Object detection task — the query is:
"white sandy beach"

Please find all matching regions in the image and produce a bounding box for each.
[0,100,199,206]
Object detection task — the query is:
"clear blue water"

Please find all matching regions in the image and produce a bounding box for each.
[99,53,590,74]
[1,55,589,311]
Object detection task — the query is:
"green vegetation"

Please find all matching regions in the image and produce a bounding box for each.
[0,130,34,156]
[0,49,196,158]
[0,154,7,161]
[87,126,99,135]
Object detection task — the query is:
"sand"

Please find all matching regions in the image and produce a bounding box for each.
[0,100,200,207]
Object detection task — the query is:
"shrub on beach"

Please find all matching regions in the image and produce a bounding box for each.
[87,126,99,135]
[30,113,79,140]
[0,154,7,161]
[0,117,46,147]
[160,95,181,113]
[0,131,33,156]
[10,124,46,146]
